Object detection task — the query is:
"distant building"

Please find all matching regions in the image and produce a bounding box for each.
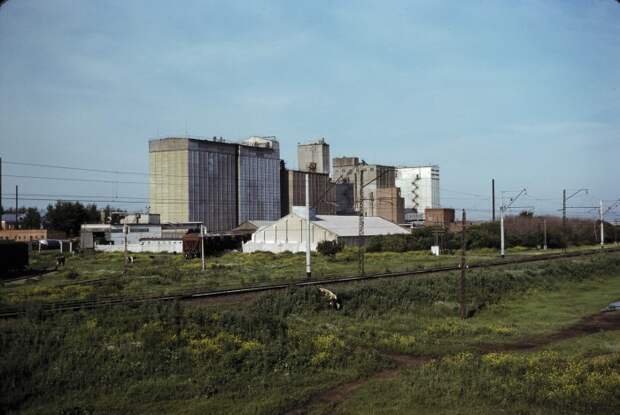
[372,187,405,224]
[424,208,455,228]
[298,138,330,175]
[280,165,336,216]
[80,217,200,253]
[0,229,65,243]
[149,136,281,232]
[335,182,355,215]
[332,157,397,218]
[1,213,26,230]
[396,166,440,221]
[242,206,409,253]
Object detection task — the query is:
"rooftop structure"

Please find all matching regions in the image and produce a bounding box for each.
[298,138,330,175]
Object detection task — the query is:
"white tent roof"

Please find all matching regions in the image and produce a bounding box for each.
[311,215,409,237]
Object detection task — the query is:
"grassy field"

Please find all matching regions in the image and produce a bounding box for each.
[1,250,619,414]
[1,244,609,306]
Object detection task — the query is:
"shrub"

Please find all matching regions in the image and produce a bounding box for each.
[317,240,344,257]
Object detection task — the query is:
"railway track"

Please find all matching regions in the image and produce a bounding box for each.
[1,247,618,318]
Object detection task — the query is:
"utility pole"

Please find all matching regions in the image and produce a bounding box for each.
[600,200,604,249]
[305,173,312,279]
[491,179,496,222]
[358,169,365,276]
[562,189,566,252]
[543,219,547,250]
[561,189,589,251]
[500,188,527,258]
[123,222,128,276]
[459,209,467,320]
[201,225,206,272]
[15,185,18,229]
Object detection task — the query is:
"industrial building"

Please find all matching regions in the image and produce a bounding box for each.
[80,213,200,253]
[280,165,336,216]
[425,208,455,228]
[332,157,401,222]
[149,136,281,232]
[297,138,330,175]
[242,206,409,253]
[373,187,405,224]
[395,165,440,221]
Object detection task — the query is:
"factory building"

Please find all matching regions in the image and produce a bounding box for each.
[297,138,330,175]
[332,157,400,222]
[242,206,409,253]
[372,187,405,224]
[335,183,355,215]
[280,163,336,216]
[396,166,440,221]
[149,136,281,232]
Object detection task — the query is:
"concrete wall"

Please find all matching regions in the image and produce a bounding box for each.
[332,157,396,217]
[149,140,189,224]
[109,224,163,245]
[371,187,405,224]
[95,240,183,253]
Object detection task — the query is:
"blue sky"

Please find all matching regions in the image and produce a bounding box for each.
[1,0,618,219]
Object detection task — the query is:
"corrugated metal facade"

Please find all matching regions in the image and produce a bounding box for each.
[187,141,238,232]
[238,144,281,224]
[150,137,281,233]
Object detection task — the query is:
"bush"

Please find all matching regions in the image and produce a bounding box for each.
[317,240,344,257]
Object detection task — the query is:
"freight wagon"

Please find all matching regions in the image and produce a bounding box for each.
[0,241,29,277]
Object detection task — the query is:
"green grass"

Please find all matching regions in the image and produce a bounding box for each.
[1,251,619,414]
[1,245,607,307]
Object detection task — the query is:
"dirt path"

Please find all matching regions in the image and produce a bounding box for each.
[283,353,433,415]
[483,310,620,353]
[282,311,620,415]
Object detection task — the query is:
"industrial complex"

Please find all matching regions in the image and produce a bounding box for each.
[73,136,445,254]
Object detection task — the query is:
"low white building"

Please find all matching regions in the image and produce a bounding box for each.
[242,206,409,253]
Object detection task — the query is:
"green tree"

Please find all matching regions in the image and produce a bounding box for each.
[21,207,42,229]
[44,201,99,236]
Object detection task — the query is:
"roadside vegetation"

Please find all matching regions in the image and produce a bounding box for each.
[1,243,609,307]
[1,251,619,414]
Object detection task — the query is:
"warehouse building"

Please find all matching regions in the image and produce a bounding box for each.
[396,165,440,221]
[149,136,281,232]
[242,206,409,253]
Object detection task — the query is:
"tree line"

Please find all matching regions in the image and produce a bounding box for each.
[1,201,113,237]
